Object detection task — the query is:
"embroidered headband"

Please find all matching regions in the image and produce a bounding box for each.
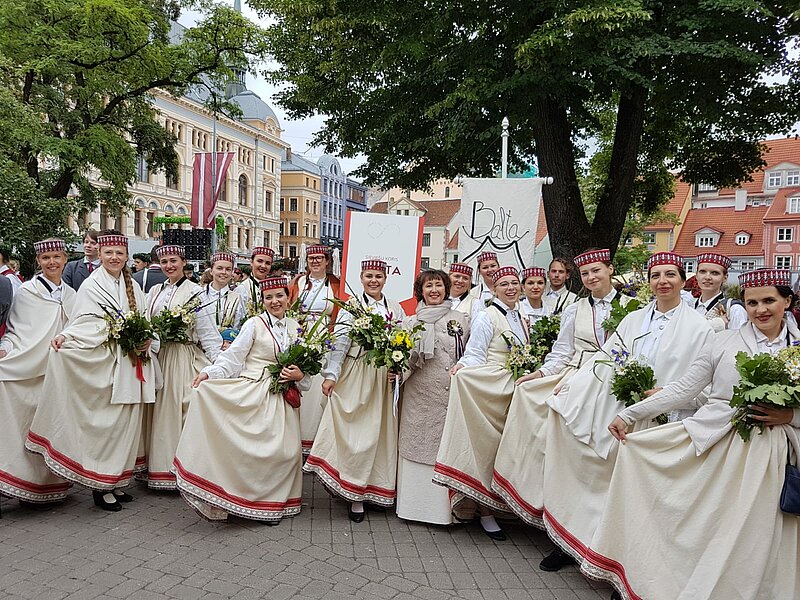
[34,239,66,255]
[491,266,519,284]
[97,235,128,248]
[155,245,185,259]
[306,245,328,256]
[259,276,289,291]
[210,252,236,265]
[647,252,683,270]
[574,249,611,268]
[696,252,732,270]
[520,267,547,281]
[739,269,792,289]
[251,246,275,259]
[477,251,498,265]
[361,259,387,272]
[449,263,473,277]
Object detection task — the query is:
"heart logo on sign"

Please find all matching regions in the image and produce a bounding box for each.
[368,222,400,239]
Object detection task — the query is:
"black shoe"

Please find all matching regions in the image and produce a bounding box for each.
[348,505,365,523]
[92,491,122,512]
[112,490,134,503]
[539,548,575,572]
[482,527,507,541]
[265,519,280,526]
[610,592,622,600]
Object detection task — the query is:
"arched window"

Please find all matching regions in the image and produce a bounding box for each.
[238,174,248,206]
[444,186,450,198]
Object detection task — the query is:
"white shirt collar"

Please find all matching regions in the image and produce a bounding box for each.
[652,303,680,320]
[754,324,789,348]
[592,289,617,304]
[698,292,724,309]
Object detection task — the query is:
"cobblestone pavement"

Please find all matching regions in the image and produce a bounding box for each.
[0,474,612,600]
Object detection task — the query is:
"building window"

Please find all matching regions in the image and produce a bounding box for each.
[736,233,750,245]
[404,209,410,215]
[289,245,297,258]
[305,199,310,213]
[166,172,178,190]
[265,190,272,213]
[312,224,317,237]
[624,235,633,246]
[289,221,298,236]
[422,233,431,247]
[279,222,284,235]
[313,201,317,214]
[444,186,450,198]
[683,260,695,273]
[279,245,285,256]
[788,171,800,186]
[696,235,716,247]
[697,183,716,193]
[778,227,794,242]
[790,197,800,214]
[740,260,756,271]
[264,232,270,247]
[219,179,227,204]
[643,232,656,244]
[304,222,309,237]
[420,257,430,269]
[699,202,708,208]
[238,175,248,206]
[290,198,298,212]
[768,171,782,188]
[136,156,149,183]
[280,197,285,211]
[776,256,792,269]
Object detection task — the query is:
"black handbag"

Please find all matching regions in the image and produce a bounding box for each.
[780,449,800,515]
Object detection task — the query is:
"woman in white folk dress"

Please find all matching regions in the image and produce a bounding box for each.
[304,259,406,522]
[288,245,341,455]
[26,231,159,511]
[173,276,308,524]
[492,249,627,528]
[591,269,800,600]
[469,251,500,304]
[691,252,748,332]
[447,263,484,325]
[536,251,713,572]
[519,266,555,323]
[0,240,76,505]
[143,245,222,490]
[396,270,469,525]
[433,266,526,541]
[199,251,245,341]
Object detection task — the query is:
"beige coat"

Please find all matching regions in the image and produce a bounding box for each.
[399,310,469,464]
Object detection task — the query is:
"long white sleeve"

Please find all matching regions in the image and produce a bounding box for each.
[727,304,748,331]
[194,309,223,362]
[618,339,714,425]
[539,302,579,376]
[320,309,354,382]
[202,317,257,380]
[457,310,493,367]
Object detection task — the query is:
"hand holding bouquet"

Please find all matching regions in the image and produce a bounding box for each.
[150,293,204,344]
[502,315,561,380]
[730,346,800,442]
[600,346,667,425]
[101,306,155,381]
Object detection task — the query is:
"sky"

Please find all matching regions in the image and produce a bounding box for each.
[179,3,368,179]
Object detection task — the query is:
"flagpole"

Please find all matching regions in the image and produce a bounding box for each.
[501,117,509,179]
[211,92,218,254]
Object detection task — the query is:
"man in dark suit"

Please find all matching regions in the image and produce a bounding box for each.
[132,247,167,292]
[62,230,100,291]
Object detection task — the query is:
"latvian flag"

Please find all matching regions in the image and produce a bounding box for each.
[190,152,234,228]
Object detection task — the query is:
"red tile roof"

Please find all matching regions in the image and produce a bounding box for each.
[672,205,768,258]
[446,229,459,250]
[368,198,461,227]
[645,179,692,230]
[535,203,548,245]
[763,186,800,222]
[718,137,800,195]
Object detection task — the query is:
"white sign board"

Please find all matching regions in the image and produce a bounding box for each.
[454,177,544,275]
[341,211,424,315]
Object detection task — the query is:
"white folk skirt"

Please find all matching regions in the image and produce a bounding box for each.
[299,373,327,455]
[586,423,800,600]
[304,356,397,506]
[396,457,452,525]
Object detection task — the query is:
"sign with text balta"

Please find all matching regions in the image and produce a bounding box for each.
[341,211,424,315]
[454,177,545,277]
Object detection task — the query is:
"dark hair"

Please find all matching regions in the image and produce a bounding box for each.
[648,263,687,282]
[521,273,548,286]
[84,229,99,242]
[0,247,11,263]
[150,247,159,264]
[414,269,451,301]
[549,258,573,274]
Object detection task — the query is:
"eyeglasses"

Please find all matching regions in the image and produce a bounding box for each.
[307,256,325,263]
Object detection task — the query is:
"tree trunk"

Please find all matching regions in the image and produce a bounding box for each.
[591,84,648,254]
[531,96,591,265]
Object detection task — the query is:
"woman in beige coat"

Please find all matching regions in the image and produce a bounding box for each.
[396,270,469,525]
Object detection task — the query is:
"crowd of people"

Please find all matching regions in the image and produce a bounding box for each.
[0,231,798,600]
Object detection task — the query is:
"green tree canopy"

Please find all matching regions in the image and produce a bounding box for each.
[257,0,800,266]
[0,0,268,275]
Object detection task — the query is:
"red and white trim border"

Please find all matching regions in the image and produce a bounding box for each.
[303,454,396,506]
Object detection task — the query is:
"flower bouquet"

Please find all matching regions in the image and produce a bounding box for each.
[329,296,392,357]
[730,347,800,442]
[267,316,335,408]
[501,315,561,380]
[100,306,155,382]
[602,346,667,425]
[150,292,204,344]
